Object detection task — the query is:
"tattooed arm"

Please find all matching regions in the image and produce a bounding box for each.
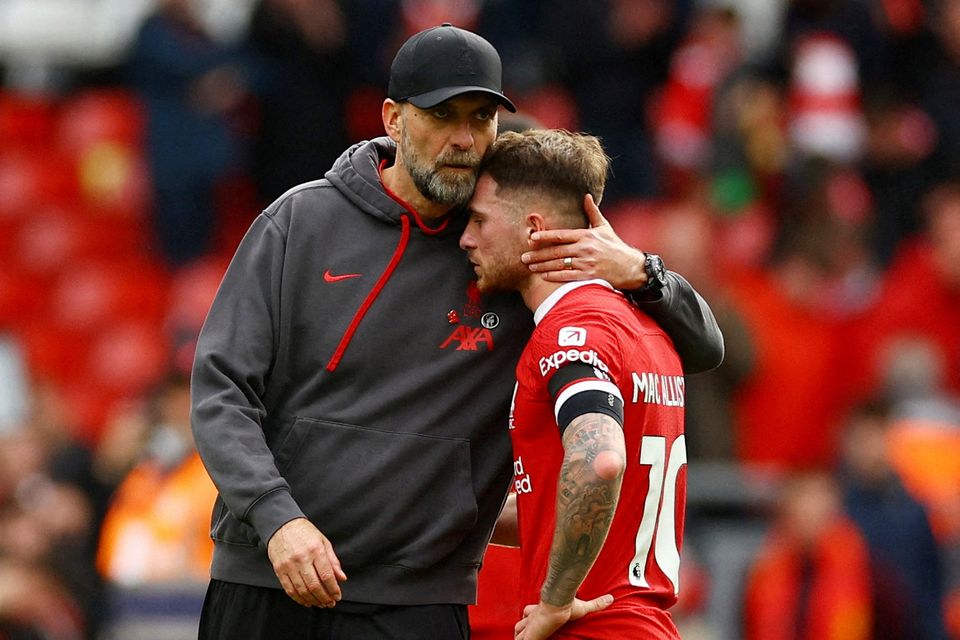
[514,413,625,640]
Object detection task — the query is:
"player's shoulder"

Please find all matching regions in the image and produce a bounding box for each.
[530,289,623,356]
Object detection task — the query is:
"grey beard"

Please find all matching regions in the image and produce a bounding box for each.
[409,163,477,206]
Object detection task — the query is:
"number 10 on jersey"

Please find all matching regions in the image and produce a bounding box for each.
[629,434,687,594]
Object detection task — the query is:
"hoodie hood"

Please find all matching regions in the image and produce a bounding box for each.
[325,137,406,225]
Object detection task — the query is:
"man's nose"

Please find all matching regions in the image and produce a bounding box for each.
[450,121,475,149]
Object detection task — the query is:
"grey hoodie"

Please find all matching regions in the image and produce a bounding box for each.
[191,136,723,605]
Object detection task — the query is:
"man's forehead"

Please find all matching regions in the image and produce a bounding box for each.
[469,174,503,209]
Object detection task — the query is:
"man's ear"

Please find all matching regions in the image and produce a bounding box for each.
[526,212,547,245]
[382,99,402,143]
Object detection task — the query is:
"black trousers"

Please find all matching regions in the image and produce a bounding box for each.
[198,580,471,640]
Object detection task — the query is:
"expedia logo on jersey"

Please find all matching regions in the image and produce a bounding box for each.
[539,349,610,376]
[439,281,497,352]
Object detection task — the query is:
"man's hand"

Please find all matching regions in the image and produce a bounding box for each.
[267,518,347,608]
[520,194,647,289]
[514,595,613,640]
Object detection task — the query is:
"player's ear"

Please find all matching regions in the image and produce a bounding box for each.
[383,99,403,143]
[526,212,547,244]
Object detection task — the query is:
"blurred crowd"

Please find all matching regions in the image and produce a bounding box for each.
[0,0,959,638]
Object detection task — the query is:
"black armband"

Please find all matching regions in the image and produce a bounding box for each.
[548,363,624,435]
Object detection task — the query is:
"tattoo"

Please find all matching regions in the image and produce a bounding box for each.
[540,413,625,607]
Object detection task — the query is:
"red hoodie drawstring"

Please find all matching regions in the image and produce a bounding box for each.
[326,215,410,372]
[327,160,454,371]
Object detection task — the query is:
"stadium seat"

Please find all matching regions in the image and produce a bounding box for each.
[57,89,145,153]
[84,320,170,397]
[76,141,151,218]
[0,91,56,150]
[0,271,47,330]
[517,85,578,131]
[0,148,80,214]
[49,259,170,332]
[11,206,153,280]
[19,322,90,387]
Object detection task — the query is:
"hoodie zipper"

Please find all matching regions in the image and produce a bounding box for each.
[326,214,410,372]
[326,161,453,372]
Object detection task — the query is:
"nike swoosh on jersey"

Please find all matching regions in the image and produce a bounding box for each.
[324,269,362,282]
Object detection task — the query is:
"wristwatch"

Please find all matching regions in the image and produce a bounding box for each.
[641,253,667,292]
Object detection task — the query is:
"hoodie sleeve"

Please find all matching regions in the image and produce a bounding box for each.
[191,211,305,546]
[632,271,725,374]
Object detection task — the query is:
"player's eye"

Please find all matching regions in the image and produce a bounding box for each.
[432,107,451,119]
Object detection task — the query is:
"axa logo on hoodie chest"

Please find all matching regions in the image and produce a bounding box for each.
[438,281,499,352]
[439,325,494,351]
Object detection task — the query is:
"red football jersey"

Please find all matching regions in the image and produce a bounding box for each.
[510,281,686,639]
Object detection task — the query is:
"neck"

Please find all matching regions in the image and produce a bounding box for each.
[520,277,564,314]
[381,164,452,221]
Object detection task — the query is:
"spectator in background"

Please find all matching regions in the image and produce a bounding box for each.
[97,372,216,586]
[653,3,744,193]
[860,86,938,267]
[726,225,855,468]
[128,0,256,266]
[541,0,690,201]
[922,0,960,181]
[743,471,872,640]
[246,0,351,206]
[872,335,960,639]
[851,179,960,401]
[0,425,94,640]
[837,399,949,640]
[0,378,124,640]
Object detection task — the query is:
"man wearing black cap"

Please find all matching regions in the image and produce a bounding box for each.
[191,23,723,639]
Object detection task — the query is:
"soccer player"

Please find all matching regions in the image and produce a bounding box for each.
[461,129,687,639]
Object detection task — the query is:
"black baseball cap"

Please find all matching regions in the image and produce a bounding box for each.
[388,24,517,113]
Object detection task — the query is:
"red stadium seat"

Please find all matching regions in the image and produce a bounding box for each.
[166,257,228,331]
[57,89,145,153]
[11,206,153,279]
[0,91,57,150]
[49,260,170,332]
[57,380,127,444]
[0,271,47,330]
[19,323,91,387]
[0,149,81,213]
[84,320,170,397]
[76,142,151,219]
[518,85,579,131]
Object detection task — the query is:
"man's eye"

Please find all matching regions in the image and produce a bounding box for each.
[475,110,494,121]
[433,108,450,119]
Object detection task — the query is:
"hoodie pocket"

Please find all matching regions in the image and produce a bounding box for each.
[278,417,479,570]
